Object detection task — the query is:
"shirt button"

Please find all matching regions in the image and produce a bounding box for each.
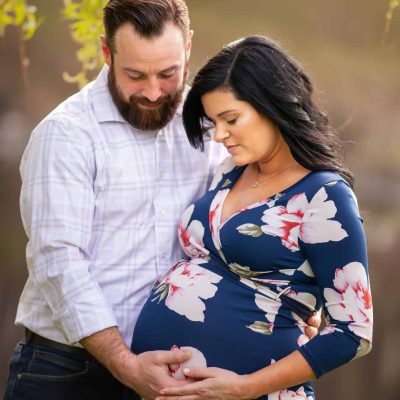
[160,209,167,217]
[159,171,165,178]
[160,252,167,259]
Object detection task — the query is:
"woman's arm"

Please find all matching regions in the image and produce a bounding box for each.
[157,350,314,400]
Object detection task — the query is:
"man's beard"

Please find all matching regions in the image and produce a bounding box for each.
[108,64,187,131]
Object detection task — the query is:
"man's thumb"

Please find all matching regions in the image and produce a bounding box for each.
[167,348,192,364]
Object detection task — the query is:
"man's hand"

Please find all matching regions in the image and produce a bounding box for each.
[121,349,194,399]
[305,310,322,340]
[81,327,191,399]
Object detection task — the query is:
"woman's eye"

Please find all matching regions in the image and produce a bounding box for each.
[227,118,237,125]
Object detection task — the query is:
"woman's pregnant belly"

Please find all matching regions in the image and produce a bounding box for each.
[131,259,306,375]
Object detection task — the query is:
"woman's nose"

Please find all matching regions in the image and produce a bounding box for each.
[213,124,230,142]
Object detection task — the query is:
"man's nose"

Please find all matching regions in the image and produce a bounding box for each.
[142,78,162,102]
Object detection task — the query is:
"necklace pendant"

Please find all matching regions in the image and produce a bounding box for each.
[251,181,259,188]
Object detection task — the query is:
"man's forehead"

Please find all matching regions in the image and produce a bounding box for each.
[112,23,186,72]
[114,22,186,56]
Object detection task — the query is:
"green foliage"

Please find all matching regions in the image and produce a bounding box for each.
[0,1,399,88]
[62,0,107,88]
[0,0,42,40]
[383,0,400,44]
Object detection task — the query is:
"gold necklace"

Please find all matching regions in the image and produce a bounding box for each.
[251,162,295,188]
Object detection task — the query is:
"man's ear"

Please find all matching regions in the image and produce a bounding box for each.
[100,35,112,66]
[185,30,194,60]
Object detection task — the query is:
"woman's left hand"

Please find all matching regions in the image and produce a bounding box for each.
[156,367,252,400]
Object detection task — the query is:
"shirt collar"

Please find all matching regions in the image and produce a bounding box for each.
[89,65,125,123]
[90,64,186,124]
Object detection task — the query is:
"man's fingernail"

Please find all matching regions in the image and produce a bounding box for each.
[183,350,191,357]
[183,368,190,374]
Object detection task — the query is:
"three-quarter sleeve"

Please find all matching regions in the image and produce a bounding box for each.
[20,119,117,344]
[297,180,373,378]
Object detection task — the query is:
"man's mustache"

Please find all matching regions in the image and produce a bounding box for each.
[130,96,170,107]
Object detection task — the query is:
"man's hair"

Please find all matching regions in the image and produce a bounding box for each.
[103,0,190,53]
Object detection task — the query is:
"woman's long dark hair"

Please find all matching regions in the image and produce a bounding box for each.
[183,35,354,187]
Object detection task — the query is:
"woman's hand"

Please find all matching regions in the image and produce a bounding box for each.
[157,367,253,400]
[305,310,321,339]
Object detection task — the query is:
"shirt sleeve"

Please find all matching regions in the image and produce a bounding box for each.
[297,180,373,378]
[20,119,118,344]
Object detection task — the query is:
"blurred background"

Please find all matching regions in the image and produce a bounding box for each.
[0,0,399,398]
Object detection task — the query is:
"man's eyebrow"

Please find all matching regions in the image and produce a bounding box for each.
[122,65,178,75]
[123,67,144,75]
[158,65,178,74]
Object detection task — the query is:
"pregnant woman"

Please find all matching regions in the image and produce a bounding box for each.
[131,35,373,399]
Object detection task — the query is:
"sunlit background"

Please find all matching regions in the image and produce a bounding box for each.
[1,1,399,398]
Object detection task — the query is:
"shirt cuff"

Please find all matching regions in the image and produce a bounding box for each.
[54,296,118,345]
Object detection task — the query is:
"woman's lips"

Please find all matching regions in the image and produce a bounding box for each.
[226,144,238,153]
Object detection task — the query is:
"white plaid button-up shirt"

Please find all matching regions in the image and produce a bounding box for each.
[16,65,225,346]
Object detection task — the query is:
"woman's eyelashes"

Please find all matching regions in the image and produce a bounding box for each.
[204,116,237,126]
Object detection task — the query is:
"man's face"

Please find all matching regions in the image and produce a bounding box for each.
[103,22,191,130]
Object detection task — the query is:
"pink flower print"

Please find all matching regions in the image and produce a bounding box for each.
[261,187,348,252]
[209,189,229,252]
[320,325,343,336]
[269,386,312,400]
[178,205,208,258]
[209,157,236,191]
[255,293,281,325]
[209,206,219,238]
[324,262,373,341]
[179,223,191,248]
[153,260,222,322]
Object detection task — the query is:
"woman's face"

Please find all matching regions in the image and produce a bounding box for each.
[201,89,285,166]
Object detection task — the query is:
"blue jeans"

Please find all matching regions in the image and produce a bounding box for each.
[3,341,130,400]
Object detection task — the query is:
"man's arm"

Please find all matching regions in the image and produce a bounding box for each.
[20,119,118,343]
[81,327,191,399]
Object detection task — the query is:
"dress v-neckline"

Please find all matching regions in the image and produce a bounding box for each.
[217,165,266,228]
[217,166,313,229]
[218,188,266,229]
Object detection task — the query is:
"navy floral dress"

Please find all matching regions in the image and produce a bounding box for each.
[131,157,373,399]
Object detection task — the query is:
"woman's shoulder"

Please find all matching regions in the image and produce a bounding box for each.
[304,170,347,186]
[298,170,350,193]
[295,170,358,209]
